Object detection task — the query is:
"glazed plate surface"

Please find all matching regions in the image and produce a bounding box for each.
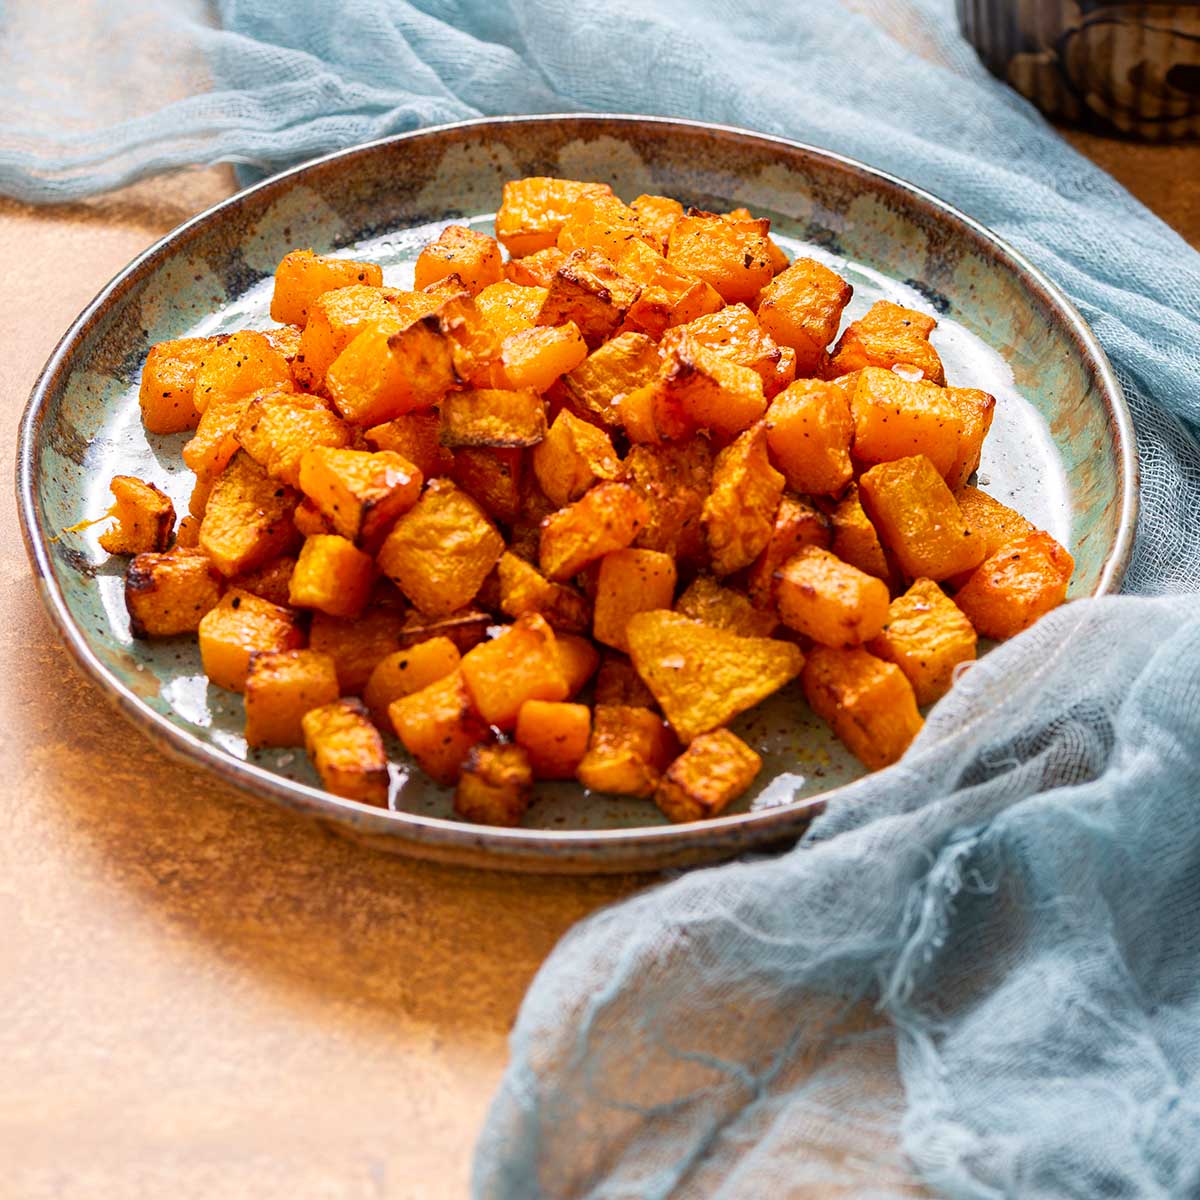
[17,115,1135,873]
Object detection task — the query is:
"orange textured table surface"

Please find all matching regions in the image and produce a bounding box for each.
[1,133,1196,1198]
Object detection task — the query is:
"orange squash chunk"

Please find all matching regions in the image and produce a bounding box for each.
[953,532,1074,640]
[390,670,490,786]
[124,549,222,638]
[377,479,504,616]
[655,729,762,822]
[626,611,804,743]
[629,193,685,243]
[776,545,891,647]
[593,549,678,653]
[829,300,945,385]
[293,284,406,389]
[454,743,534,827]
[497,551,591,633]
[675,575,777,638]
[867,578,977,705]
[450,447,524,525]
[556,193,660,261]
[504,247,568,288]
[190,331,293,417]
[138,336,215,433]
[594,653,657,710]
[364,412,454,481]
[576,704,679,798]
[298,447,423,550]
[288,534,375,619]
[302,698,390,805]
[538,482,649,581]
[666,212,774,305]
[515,700,592,781]
[702,423,784,576]
[235,391,351,488]
[623,440,713,567]
[755,257,853,373]
[943,387,997,492]
[562,330,661,429]
[952,486,1036,567]
[858,455,986,581]
[414,224,503,295]
[803,645,923,770]
[230,554,296,607]
[363,637,462,728]
[270,249,383,326]
[746,495,832,609]
[532,409,620,508]
[439,388,547,448]
[244,648,341,748]
[475,281,549,340]
[459,614,569,729]
[98,475,175,555]
[309,606,408,694]
[199,451,298,577]
[617,240,724,340]
[537,249,642,348]
[657,334,767,441]
[831,484,893,582]
[495,177,613,257]
[765,378,855,495]
[661,304,793,399]
[493,322,588,392]
[849,368,965,479]
[198,588,304,692]
[184,384,287,483]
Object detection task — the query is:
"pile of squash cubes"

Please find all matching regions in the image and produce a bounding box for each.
[102,177,1073,826]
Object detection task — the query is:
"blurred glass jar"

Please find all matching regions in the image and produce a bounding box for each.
[957,1,1200,140]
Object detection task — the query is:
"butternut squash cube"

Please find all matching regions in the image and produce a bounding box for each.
[184,385,284,483]
[624,440,713,567]
[199,451,298,577]
[192,331,292,416]
[454,743,534,827]
[576,704,679,798]
[562,330,661,428]
[953,532,1074,640]
[138,336,213,433]
[302,698,389,805]
[755,257,854,375]
[497,551,591,633]
[746,495,832,609]
[414,224,503,295]
[439,388,547,449]
[532,410,620,508]
[293,284,405,389]
[244,648,341,748]
[504,247,568,288]
[450,447,524,525]
[459,613,569,730]
[293,498,333,538]
[397,607,492,655]
[776,545,891,647]
[661,304,793,399]
[270,249,383,326]
[850,368,965,480]
[951,486,1036,576]
[594,653,657,709]
[943,387,997,491]
[675,575,778,638]
[538,482,649,581]
[288,534,375,618]
[198,588,304,692]
[495,323,588,392]
[430,291,503,387]
[666,212,774,304]
[556,193,660,260]
[629,193,685,243]
[174,515,201,549]
[617,240,724,339]
[867,578,977,705]
[230,554,296,607]
[390,670,490,786]
[831,484,893,582]
[495,177,613,257]
[377,479,504,616]
[298,447,422,551]
[125,549,222,638]
[593,549,678,652]
[829,300,945,385]
[655,729,762,822]
[554,634,601,698]
[261,324,304,373]
[234,391,351,488]
[763,378,854,496]
[858,456,986,581]
[363,637,461,728]
[309,606,409,694]
[702,423,785,576]
[626,610,804,743]
[515,700,592,781]
[364,412,454,481]
[657,335,767,442]
[802,645,923,771]
[98,475,175,555]
[536,249,642,348]
[475,281,548,340]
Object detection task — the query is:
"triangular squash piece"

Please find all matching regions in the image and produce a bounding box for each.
[626,610,804,743]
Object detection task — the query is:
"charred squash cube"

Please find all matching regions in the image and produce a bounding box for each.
[497,551,591,633]
[451,447,524,525]
[562,330,661,428]
[459,613,569,729]
[661,304,793,399]
[309,606,409,694]
[702,422,784,576]
[198,588,305,692]
[270,249,384,326]
[377,479,505,616]
[858,456,986,581]
[764,378,854,495]
[592,549,678,652]
[776,545,891,647]
[953,532,1074,640]
[617,240,723,339]
[414,224,504,295]
[198,451,299,578]
[230,554,297,607]
[594,653,657,709]
[439,388,547,449]
[746,495,832,609]
[298,447,422,551]
[98,475,175,555]
[504,246,568,289]
[538,482,649,581]
[244,648,341,748]
[454,743,534,827]
[755,257,854,375]
[495,177,613,258]
[288,534,376,618]
[666,212,774,305]
[515,700,592,781]
[657,335,767,442]
[532,409,620,508]
[362,636,462,728]
[235,391,351,489]
[850,368,965,480]
[867,578,977,705]
[654,729,762,822]
[829,300,945,385]
[802,645,923,771]
[536,249,641,348]
[390,670,491,786]
[138,336,215,434]
[623,439,713,567]
[364,412,454,481]
[125,549,223,638]
[302,698,390,805]
[575,704,679,798]
[675,575,778,638]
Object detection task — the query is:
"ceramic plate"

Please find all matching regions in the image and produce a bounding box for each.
[17,115,1136,874]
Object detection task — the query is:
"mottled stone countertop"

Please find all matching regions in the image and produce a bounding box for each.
[1,130,1195,1198]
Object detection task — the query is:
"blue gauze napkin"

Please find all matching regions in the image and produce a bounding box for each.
[5,1,1200,1195]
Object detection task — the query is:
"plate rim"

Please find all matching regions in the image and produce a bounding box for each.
[15,113,1139,871]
